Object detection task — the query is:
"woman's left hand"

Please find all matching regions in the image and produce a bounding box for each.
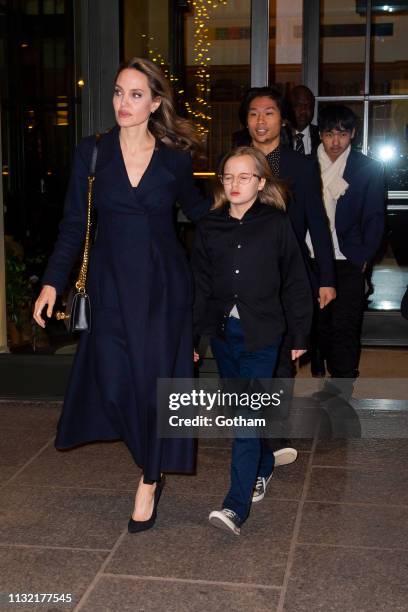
[291,349,307,360]
[193,350,200,362]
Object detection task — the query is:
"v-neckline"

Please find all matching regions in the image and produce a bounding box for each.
[118,133,158,190]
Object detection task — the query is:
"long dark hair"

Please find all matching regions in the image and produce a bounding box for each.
[115,58,201,152]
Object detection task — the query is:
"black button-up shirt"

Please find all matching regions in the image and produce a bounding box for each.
[192,200,313,351]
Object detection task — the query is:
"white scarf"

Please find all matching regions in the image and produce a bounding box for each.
[317,143,350,232]
[305,143,351,260]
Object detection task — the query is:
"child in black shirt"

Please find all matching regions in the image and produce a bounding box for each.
[192,147,313,535]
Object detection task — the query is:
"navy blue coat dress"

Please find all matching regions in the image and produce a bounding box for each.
[42,126,210,481]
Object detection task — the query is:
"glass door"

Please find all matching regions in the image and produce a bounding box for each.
[317,0,408,317]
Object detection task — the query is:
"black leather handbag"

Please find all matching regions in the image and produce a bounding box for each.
[55,134,100,333]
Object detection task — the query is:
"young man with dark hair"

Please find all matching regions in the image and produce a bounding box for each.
[311,104,385,394]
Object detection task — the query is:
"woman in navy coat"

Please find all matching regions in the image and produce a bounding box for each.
[33,58,210,532]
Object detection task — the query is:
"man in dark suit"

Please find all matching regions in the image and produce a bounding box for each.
[233,87,336,492]
[289,85,320,156]
[313,105,385,394]
[289,85,327,375]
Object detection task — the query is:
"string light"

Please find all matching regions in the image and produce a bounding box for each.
[141,34,186,96]
[187,0,227,139]
[141,1,227,140]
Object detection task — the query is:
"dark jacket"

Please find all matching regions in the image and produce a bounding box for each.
[309,124,321,156]
[334,149,385,268]
[279,145,336,290]
[43,128,209,294]
[192,200,313,352]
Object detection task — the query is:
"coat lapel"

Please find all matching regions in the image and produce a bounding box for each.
[96,126,176,208]
[96,126,135,206]
[134,142,177,201]
[335,149,358,225]
[342,149,359,185]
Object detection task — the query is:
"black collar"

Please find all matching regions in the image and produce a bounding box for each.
[220,199,265,221]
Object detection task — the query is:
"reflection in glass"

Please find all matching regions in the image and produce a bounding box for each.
[372,6,408,95]
[1,1,77,353]
[367,99,408,312]
[123,0,169,66]
[123,0,251,170]
[269,0,303,91]
[185,0,251,169]
[319,0,366,96]
[368,100,408,191]
[368,208,408,312]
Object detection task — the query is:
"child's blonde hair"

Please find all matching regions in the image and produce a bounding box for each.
[212,147,287,210]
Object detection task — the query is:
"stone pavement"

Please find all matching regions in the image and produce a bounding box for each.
[1,400,408,611]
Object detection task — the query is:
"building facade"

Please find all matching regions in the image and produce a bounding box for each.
[0,0,407,355]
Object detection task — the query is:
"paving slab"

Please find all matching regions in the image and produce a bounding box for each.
[298,501,408,549]
[0,431,52,485]
[307,465,408,506]
[313,439,408,469]
[12,441,140,491]
[106,495,298,587]
[0,485,131,549]
[81,575,280,612]
[283,545,408,612]
[0,546,107,611]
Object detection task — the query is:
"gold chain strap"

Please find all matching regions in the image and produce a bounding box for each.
[55,134,100,322]
[75,175,95,293]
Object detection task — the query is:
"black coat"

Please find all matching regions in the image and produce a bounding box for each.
[309,124,321,156]
[42,126,210,480]
[279,146,336,290]
[192,201,313,351]
[335,149,385,267]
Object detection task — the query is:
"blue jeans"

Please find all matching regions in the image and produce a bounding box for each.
[211,317,280,522]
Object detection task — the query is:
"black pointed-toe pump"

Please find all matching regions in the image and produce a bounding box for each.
[128,476,166,534]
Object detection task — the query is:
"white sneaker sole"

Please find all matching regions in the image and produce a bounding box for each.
[273,448,298,467]
[209,511,240,535]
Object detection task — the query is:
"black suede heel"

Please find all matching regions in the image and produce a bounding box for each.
[128,476,166,534]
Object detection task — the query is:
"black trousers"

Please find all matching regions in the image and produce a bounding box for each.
[315,260,365,378]
[264,332,296,452]
[267,259,317,452]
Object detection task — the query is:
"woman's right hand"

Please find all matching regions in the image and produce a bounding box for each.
[33,285,57,328]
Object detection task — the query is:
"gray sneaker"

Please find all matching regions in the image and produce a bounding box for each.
[252,473,273,503]
[209,508,241,535]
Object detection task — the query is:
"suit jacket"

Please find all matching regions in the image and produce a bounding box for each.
[335,149,385,268]
[279,146,335,289]
[309,124,321,156]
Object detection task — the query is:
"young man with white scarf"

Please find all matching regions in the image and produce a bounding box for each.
[307,105,385,397]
